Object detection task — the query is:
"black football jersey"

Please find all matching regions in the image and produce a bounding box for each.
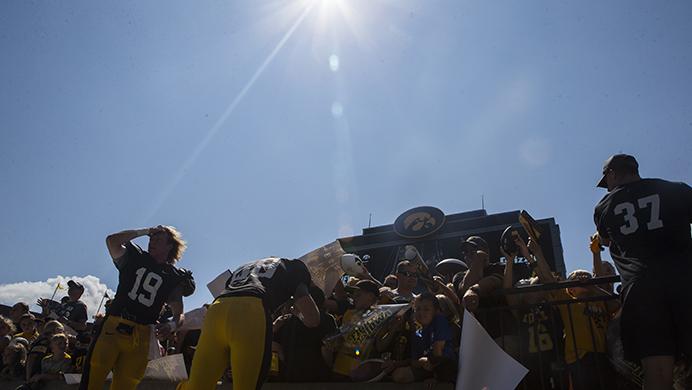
[594,178,692,285]
[219,258,312,313]
[56,300,88,323]
[517,304,563,357]
[107,243,185,324]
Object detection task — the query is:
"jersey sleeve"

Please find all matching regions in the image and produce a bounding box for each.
[286,260,313,293]
[593,199,610,241]
[166,284,184,304]
[113,242,142,270]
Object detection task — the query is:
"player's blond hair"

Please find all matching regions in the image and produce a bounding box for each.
[162,226,187,263]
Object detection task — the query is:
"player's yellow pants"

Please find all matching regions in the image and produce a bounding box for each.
[177,296,271,390]
[79,315,151,390]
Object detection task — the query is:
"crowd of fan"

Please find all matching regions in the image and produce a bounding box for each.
[0,232,636,389]
[263,232,624,389]
[0,281,91,389]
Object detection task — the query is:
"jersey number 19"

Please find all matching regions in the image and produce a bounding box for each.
[127,267,163,307]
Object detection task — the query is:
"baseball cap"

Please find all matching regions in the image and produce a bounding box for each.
[597,154,639,188]
[460,236,489,254]
[353,280,380,297]
[67,280,84,291]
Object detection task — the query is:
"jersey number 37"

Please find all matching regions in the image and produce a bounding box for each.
[613,194,664,235]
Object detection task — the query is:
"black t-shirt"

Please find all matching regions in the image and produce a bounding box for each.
[517,304,563,359]
[220,258,312,313]
[594,179,692,286]
[107,243,185,324]
[27,337,51,376]
[275,311,337,382]
[57,300,88,324]
[71,347,88,373]
[517,304,564,389]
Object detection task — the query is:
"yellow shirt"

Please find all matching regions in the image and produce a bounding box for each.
[549,290,610,364]
[14,330,39,343]
[333,309,363,376]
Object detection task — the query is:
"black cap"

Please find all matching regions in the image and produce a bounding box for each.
[597,154,639,188]
[461,236,489,254]
[67,280,84,291]
[353,280,380,297]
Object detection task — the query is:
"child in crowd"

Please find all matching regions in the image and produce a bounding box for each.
[0,316,16,339]
[21,333,73,389]
[14,314,39,344]
[552,270,619,390]
[25,320,64,382]
[0,336,10,369]
[0,316,16,364]
[503,236,566,390]
[0,342,27,381]
[69,333,91,373]
[391,293,457,384]
[435,294,461,356]
[327,280,381,380]
[528,237,620,390]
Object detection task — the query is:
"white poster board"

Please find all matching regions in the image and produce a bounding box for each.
[206,270,232,299]
[299,240,345,296]
[64,354,188,384]
[457,309,528,390]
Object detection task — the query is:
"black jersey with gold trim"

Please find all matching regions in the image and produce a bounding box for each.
[219,258,311,313]
[107,243,185,324]
[594,179,692,286]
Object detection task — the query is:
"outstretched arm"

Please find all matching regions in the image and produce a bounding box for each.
[432,276,460,305]
[528,239,556,284]
[106,226,163,260]
[501,249,521,309]
[590,233,606,277]
[462,274,503,312]
[459,251,489,297]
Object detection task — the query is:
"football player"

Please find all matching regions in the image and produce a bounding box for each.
[177,257,320,390]
[594,154,692,390]
[80,225,195,390]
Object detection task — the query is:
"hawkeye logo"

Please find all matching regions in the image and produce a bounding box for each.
[394,206,446,239]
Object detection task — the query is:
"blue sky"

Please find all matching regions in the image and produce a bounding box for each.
[1,0,691,312]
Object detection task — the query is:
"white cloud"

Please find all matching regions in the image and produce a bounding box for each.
[0,275,115,320]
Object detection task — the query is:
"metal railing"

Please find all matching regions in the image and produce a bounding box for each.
[475,276,628,390]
